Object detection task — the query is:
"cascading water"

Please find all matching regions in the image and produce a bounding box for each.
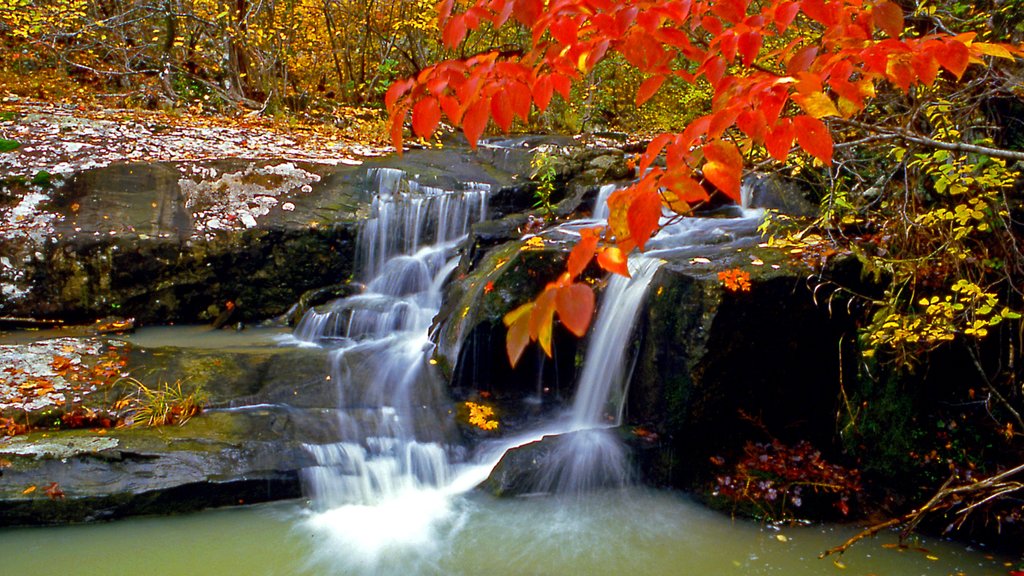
[289,167,491,565]
[289,160,765,570]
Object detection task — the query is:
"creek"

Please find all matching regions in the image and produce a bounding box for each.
[0,150,1016,574]
[0,490,1011,576]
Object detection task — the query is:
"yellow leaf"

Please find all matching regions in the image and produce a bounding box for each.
[521,236,546,250]
[972,42,1014,59]
[22,485,37,495]
[792,92,840,118]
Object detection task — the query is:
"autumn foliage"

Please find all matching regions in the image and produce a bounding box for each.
[389,0,1023,366]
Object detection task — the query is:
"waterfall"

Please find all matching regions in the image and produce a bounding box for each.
[529,255,662,494]
[293,167,490,516]
[592,183,616,220]
[570,256,662,429]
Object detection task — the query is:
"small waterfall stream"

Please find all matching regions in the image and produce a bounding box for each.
[292,168,489,520]
[289,163,765,566]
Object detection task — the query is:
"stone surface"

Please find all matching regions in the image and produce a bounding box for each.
[0,336,343,526]
[0,146,525,325]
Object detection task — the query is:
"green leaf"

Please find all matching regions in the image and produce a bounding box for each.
[30,171,52,186]
[0,139,20,152]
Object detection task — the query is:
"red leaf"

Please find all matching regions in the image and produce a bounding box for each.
[786,45,818,75]
[712,0,748,24]
[385,78,413,113]
[556,283,596,337]
[628,187,663,251]
[873,0,904,39]
[702,55,727,88]
[598,246,630,278]
[567,228,600,278]
[390,111,406,154]
[911,52,939,87]
[439,94,463,125]
[737,109,767,143]
[443,14,468,48]
[491,89,513,132]
[702,140,744,203]
[532,75,554,112]
[462,99,490,149]
[636,75,666,106]
[793,115,833,165]
[766,118,794,161]
[509,82,532,121]
[737,30,762,66]
[774,1,800,32]
[513,0,544,26]
[412,97,441,138]
[934,39,969,79]
[551,74,573,101]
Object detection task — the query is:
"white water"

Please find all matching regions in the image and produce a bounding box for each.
[282,167,496,562]
[289,169,768,565]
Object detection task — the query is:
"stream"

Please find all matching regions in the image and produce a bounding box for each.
[0,487,1013,576]
[0,154,1018,574]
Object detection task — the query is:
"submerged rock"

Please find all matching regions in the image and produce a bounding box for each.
[481,429,633,497]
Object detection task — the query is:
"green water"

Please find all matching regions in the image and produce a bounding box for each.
[0,489,1012,576]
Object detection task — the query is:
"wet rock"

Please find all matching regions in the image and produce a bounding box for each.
[0,145,524,325]
[741,173,818,217]
[480,429,633,497]
[627,253,855,489]
[0,339,346,525]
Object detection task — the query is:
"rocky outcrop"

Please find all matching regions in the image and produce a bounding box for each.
[0,338,346,526]
[0,145,531,325]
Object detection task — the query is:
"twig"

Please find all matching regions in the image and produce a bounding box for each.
[819,463,1024,559]
[834,118,1024,162]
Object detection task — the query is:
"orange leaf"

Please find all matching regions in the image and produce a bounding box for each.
[872,0,904,39]
[556,283,595,337]
[22,485,37,495]
[462,99,490,149]
[628,187,663,251]
[412,97,441,138]
[791,91,839,118]
[766,119,795,161]
[793,115,833,165]
[598,246,630,277]
[567,228,600,278]
[504,301,534,367]
[491,89,513,132]
[530,289,557,356]
[934,39,969,79]
[506,314,531,367]
[636,75,666,106]
[702,140,744,203]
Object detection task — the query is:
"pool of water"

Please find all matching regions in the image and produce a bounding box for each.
[0,488,1011,576]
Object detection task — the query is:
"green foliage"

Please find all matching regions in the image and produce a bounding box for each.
[0,138,20,152]
[29,170,51,186]
[122,378,206,427]
[530,149,557,219]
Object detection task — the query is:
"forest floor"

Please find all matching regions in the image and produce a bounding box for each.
[0,97,393,181]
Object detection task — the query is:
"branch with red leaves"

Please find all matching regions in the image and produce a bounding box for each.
[386,0,1023,366]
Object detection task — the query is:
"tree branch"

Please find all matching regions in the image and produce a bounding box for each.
[819,463,1024,559]
[834,118,1024,161]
